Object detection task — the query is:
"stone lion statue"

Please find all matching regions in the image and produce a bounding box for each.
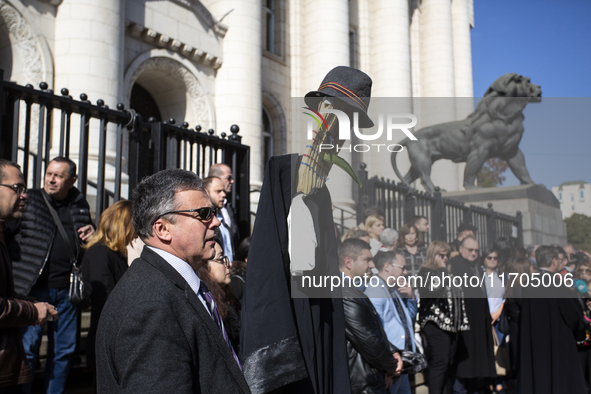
[391,73,542,194]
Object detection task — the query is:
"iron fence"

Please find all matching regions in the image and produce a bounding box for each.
[350,163,523,249]
[0,75,250,236]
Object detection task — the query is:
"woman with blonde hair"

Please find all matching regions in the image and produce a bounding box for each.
[364,215,384,255]
[418,241,469,394]
[81,200,135,376]
[396,223,427,276]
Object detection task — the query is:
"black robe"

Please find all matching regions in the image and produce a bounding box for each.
[240,155,350,394]
[449,255,497,379]
[519,274,586,394]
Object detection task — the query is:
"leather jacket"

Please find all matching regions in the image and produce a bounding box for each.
[343,284,399,394]
[417,267,470,332]
[0,238,38,387]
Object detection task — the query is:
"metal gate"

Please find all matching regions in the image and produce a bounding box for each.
[0,75,250,236]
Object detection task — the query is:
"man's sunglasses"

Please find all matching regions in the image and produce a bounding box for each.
[0,183,27,196]
[151,207,216,225]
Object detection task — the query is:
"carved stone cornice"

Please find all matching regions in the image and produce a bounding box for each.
[170,0,228,37]
[126,21,223,70]
[37,0,62,5]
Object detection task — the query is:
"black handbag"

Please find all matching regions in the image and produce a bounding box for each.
[497,306,510,335]
[400,350,428,374]
[41,192,89,308]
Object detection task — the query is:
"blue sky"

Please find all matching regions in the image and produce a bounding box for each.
[471,0,591,188]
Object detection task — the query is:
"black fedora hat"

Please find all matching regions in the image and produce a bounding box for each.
[305,66,374,128]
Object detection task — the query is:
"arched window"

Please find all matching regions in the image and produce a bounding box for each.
[262,108,274,173]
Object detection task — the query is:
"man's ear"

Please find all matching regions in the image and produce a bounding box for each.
[382,262,391,274]
[152,220,172,242]
[343,256,354,270]
[67,176,77,188]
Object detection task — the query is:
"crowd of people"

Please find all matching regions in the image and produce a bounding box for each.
[341,209,591,393]
[0,156,589,394]
[0,158,250,393]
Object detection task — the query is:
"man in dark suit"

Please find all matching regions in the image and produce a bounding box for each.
[209,163,240,246]
[95,168,250,394]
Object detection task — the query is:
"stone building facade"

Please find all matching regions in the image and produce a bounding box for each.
[552,181,591,219]
[0,0,475,208]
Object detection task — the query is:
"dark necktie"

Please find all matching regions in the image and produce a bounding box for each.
[199,282,242,369]
[391,289,412,351]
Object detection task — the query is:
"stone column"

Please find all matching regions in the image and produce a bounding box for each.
[368,0,412,182]
[452,0,474,100]
[303,0,350,91]
[419,0,459,191]
[53,0,125,202]
[207,0,263,185]
[452,0,475,188]
[302,0,355,210]
[420,0,455,97]
[370,0,411,98]
[54,0,125,154]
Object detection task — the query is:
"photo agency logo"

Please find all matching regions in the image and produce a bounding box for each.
[302,107,418,153]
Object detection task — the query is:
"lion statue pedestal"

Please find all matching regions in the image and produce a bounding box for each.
[443,184,566,246]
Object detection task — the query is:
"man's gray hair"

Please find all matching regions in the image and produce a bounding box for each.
[132,168,206,239]
[380,228,398,247]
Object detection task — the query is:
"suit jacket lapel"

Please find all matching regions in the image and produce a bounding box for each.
[139,247,249,390]
[183,286,247,381]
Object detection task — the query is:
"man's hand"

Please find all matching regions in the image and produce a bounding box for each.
[491,303,504,324]
[391,352,403,376]
[34,302,58,325]
[398,285,414,298]
[78,224,95,242]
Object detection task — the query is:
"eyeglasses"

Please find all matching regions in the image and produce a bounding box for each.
[224,175,234,181]
[486,255,498,260]
[0,184,27,196]
[437,253,450,259]
[461,247,479,253]
[150,207,216,225]
[390,263,407,270]
[212,255,230,268]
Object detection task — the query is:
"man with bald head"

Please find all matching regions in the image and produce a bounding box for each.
[203,176,233,261]
[449,237,496,393]
[208,163,240,248]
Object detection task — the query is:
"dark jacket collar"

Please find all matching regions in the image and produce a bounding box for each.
[41,187,84,207]
[138,246,248,385]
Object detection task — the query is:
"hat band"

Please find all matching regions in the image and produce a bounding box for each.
[317,82,368,112]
